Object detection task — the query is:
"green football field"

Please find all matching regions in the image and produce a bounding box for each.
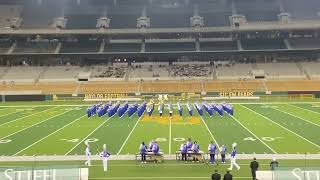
[0,102,319,156]
[0,101,319,179]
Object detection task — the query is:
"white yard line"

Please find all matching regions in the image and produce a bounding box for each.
[288,104,320,115]
[240,105,320,149]
[272,108,320,128]
[199,116,220,150]
[65,115,114,155]
[117,116,143,155]
[13,115,86,156]
[228,115,277,154]
[169,116,172,155]
[0,111,18,118]
[0,106,58,127]
[0,109,72,141]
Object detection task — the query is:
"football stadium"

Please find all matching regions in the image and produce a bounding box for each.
[0,0,320,179]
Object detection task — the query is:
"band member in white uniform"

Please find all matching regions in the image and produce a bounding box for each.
[100,144,111,172]
[84,141,91,167]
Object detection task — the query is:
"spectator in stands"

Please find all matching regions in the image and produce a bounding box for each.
[270,158,279,171]
[211,169,221,180]
[223,171,233,180]
[250,157,259,180]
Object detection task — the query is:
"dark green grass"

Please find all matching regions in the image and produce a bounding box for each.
[0,108,85,155]
[69,114,139,155]
[244,104,320,146]
[0,160,320,180]
[20,115,104,155]
[0,106,50,125]
[203,110,272,154]
[120,110,170,155]
[238,104,320,153]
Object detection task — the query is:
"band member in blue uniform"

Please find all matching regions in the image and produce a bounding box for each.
[140,142,147,164]
[208,141,217,164]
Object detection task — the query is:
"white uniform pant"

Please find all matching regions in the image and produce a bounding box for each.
[85,155,91,166]
[102,157,108,171]
[229,157,240,170]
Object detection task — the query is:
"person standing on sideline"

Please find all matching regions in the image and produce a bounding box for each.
[223,171,233,180]
[84,141,91,167]
[208,141,217,164]
[180,142,188,163]
[270,158,279,171]
[220,145,227,164]
[228,143,240,171]
[211,169,221,180]
[250,157,259,180]
[100,144,111,172]
[140,142,147,164]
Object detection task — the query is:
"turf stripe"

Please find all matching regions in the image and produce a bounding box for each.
[272,107,320,128]
[0,107,69,140]
[241,104,320,150]
[14,115,87,156]
[0,108,85,155]
[22,115,105,155]
[203,110,270,154]
[228,114,277,154]
[290,103,320,114]
[65,115,115,155]
[117,116,142,155]
[244,104,320,147]
[0,106,53,126]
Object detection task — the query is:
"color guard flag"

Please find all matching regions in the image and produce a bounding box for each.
[195,102,204,116]
[158,103,164,117]
[187,102,193,116]
[137,101,147,117]
[147,103,154,117]
[177,102,183,116]
[203,102,214,117]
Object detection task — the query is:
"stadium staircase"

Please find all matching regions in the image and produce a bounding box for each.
[296,62,310,80]
[0,67,9,79]
[284,39,292,49]
[237,40,243,51]
[98,40,105,53]
[7,42,17,54]
[54,42,62,54]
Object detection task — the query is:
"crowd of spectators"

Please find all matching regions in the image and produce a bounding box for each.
[170,64,212,77]
[92,66,125,78]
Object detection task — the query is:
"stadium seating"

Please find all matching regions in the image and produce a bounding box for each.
[204,80,265,92]
[265,80,320,91]
[256,63,306,80]
[288,39,320,49]
[21,3,59,28]
[40,66,86,82]
[145,42,195,52]
[13,41,57,53]
[282,0,320,20]
[241,39,287,50]
[301,62,320,79]
[0,40,12,53]
[60,41,100,53]
[66,14,99,29]
[141,81,202,93]
[79,81,138,93]
[0,82,77,94]
[0,5,23,28]
[216,63,254,80]
[104,43,141,52]
[90,66,126,80]
[130,63,170,80]
[1,66,43,83]
[200,41,238,51]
